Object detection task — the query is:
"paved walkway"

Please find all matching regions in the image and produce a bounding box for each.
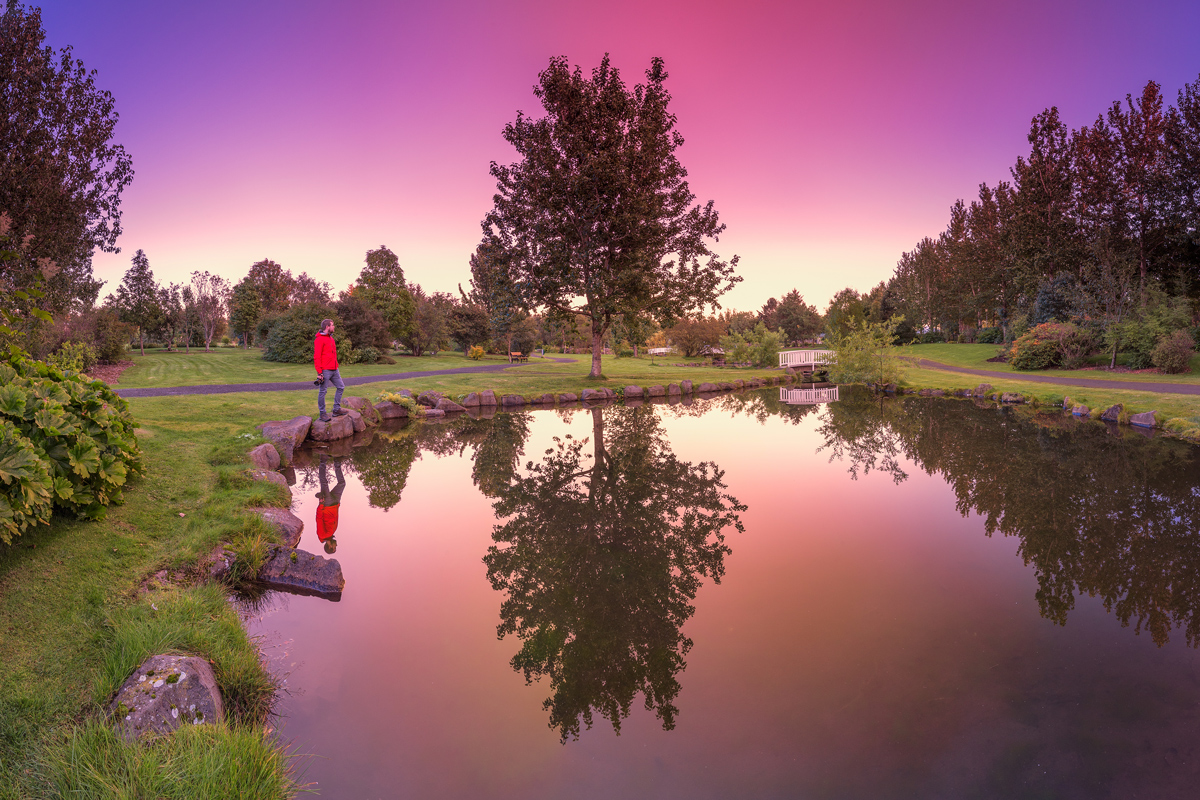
[114,358,573,398]
[917,359,1200,396]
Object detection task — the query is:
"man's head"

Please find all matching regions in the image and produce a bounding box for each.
[320,318,334,334]
[324,537,337,554]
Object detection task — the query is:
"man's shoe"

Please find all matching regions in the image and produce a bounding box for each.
[318,413,332,422]
[332,408,348,417]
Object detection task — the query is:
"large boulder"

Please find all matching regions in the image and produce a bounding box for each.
[340,396,379,425]
[479,390,499,407]
[557,393,579,403]
[423,408,446,419]
[1129,410,1158,428]
[256,417,312,467]
[581,388,606,402]
[697,382,719,393]
[343,408,367,433]
[1101,403,1123,422]
[461,392,481,407]
[667,384,681,396]
[417,391,443,407]
[1000,392,1024,404]
[1072,404,1090,417]
[624,385,644,398]
[247,443,280,471]
[254,507,304,547]
[110,654,223,742]
[374,400,409,420]
[680,380,693,394]
[309,415,355,441]
[647,385,666,397]
[973,383,993,398]
[259,548,344,599]
[534,393,556,405]
[249,469,291,504]
[501,394,526,407]
[436,397,467,413]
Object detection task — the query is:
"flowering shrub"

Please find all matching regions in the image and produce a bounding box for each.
[1151,330,1195,374]
[467,345,485,361]
[1009,323,1096,370]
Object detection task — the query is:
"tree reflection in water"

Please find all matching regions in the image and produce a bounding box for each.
[484,405,745,741]
[820,388,1200,646]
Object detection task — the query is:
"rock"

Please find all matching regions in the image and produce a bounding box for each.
[1129,410,1158,428]
[461,392,481,407]
[557,393,579,403]
[697,382,719,393]
[247,443,280,471]
[719,382,734,391]
[340,396,379,424]
[973,383,992,398]
[930,389,945,397]
[1072,404,1090,417]
[531,393,554,405]
[785,367,797,376]
[479,390,499,407]
[343,408,367,433]
[259,548,344,599]
[680,380,693,394]
[309,415,355,441]
[254,508,303,547]
[435,397,467,413]
[417,391,443,407]
[248,469,291,503]
[256,417,312,467]
[1101,403,1123,422]
[624,385,644,398]
[1000,392,1024,403]
[374,400,409,419]
[423,408,446,418]
[111,654,224,742]
[501,394,526,407]
[733,380,745,390]
[581,388,607,402]
[918,389,932,396]
[648,385,666,397]
[1062,396,1072,409]
[667,384,681,396]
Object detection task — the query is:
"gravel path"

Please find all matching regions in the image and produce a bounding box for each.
[114,358,573,398]
[917,359,1200,396]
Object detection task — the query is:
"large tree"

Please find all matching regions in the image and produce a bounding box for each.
[484,55,740,378]
[242,259,294,315]
[0,3,133,313]
[190,270,229,352]
[114,249,161,356]
[354,245,415,346]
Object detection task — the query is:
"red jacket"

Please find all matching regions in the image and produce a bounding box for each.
[314,332,339,373]
[317,502,339,541]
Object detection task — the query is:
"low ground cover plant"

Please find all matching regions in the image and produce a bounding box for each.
[0,351,142,543]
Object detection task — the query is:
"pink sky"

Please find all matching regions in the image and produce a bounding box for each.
[42,0,1200,312]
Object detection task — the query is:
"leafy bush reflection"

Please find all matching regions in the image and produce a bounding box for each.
[484,406,745,741]
[819,388,1200,646]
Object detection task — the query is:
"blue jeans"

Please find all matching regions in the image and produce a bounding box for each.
[318,369,344,415]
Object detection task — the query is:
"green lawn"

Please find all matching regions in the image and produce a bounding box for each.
[905,343,1200,385]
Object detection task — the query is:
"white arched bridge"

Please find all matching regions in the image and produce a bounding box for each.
[778,349,835,371]
[779,386,840,405]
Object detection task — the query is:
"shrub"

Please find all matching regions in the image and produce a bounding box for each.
[467,345,485,361]
[1113,319,1163,369]
[261,303,339,363]
[916,331,945,344]
[977,327,1003,344]
[1151,330,1195,374]
[0,352,142,543]
[46,340,97,373]
[356,346,380,364]
[616,349,635,358]
[1009,322,1096,370]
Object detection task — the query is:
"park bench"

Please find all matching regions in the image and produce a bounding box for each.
[509,351,528,363]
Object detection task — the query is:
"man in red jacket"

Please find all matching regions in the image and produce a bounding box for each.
[314,319,346,422]
[316,454,345,554]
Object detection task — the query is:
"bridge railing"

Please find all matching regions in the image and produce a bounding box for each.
[779,386,840,405]
[778,349,836,369]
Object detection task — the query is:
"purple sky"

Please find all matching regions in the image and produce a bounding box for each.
[38,0,1200,311]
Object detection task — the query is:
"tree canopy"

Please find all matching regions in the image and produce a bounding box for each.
[484,55,740,377]
[0,2,133,313]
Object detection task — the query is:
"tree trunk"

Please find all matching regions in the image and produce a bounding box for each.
[139,329,145,356]
[590,326,604,378]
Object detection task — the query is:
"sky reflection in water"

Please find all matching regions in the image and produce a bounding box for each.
[245,389,1200,799]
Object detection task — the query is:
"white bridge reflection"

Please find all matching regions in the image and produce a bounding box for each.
[779,385,840,405]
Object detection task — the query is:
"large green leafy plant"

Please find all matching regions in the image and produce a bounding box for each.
[0,351,142,543]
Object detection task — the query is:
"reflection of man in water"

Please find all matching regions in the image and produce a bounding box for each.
[316,455,346,554]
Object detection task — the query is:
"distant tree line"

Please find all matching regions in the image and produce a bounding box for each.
[856,76,1200,371]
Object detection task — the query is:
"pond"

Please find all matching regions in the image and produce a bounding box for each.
[242,387,1200,799]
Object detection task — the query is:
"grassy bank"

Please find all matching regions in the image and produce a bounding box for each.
[0,390,297,798]
[906,342,1200,385]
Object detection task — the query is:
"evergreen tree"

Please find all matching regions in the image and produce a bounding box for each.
[114,249,162,356]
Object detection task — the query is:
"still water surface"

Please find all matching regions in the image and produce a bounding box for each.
[243,388,1200,799]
